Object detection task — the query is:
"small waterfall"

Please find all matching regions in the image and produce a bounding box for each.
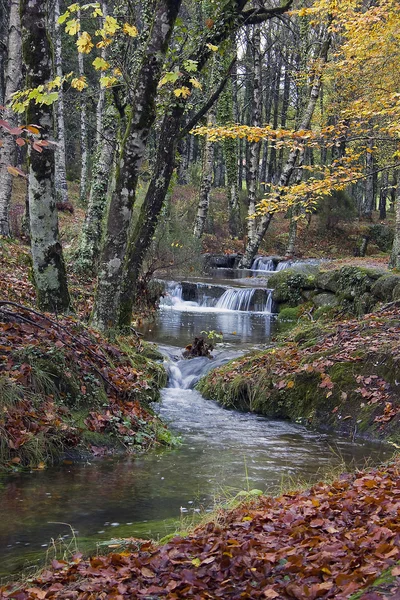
[160,282,184,307]
[265,290,274,314]
[275,261,290,272]
[251,256,275,272]
[215,288,255,311]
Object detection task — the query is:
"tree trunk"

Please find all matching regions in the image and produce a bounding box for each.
[239,31,331,269]
[53,0,68,205]
[286,147,305,256]
[77,9,89,204]
[246,24,262,243]
[0,0,9,105]
[193,111,215,238]
[362,137,375,218]
[0,0,22,236]
[389,179,400,269]
[76,102,119,273]
[92,0,182,332]
[95,0,108,145]
[21,0,70,312]
[118,109,183,328]
[379,169,388,220]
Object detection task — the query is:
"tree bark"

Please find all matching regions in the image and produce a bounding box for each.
[379,169,388,220]
[53,0,68,205]
[362,137,375,219]
[77,9,89,204]
[389,179,400,269]
[193,111,215,238]
[0,0,22,236]
[246,24,262,244]
[76,101,119,273]
[92,0,182,332]
[21,0,70,312]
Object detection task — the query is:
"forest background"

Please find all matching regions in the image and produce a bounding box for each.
[0,0,399,333]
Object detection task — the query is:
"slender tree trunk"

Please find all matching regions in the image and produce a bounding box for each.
[0,0,22,236]
[286,147,305,256]
[379,169,389,220]
[92,0,182,332]
[362,137,375,219]
[239,32,331,268]
[95,0,108,145]
[76,102,119,273]
[0,0,9,105]
[77,9,89,204]
[193,111,216,238]
[21,0,70,312]
[389,179,400,269]
[53,0,68,205]
[246,24,262,243]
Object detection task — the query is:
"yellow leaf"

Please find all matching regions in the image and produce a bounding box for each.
[123,22,138,37]
[104,15,120,35]
[206,43,218,52]
[71,76,88,91]
[76,32,94,53]
[67,3,79,12]
[92,56,110,71]
[174,86,191,99]
[65,18,80,35]
[287,380,295,389]
[191,558,201,567]
[189,77,202,90]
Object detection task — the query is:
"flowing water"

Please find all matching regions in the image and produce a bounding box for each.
[0,267,391,579]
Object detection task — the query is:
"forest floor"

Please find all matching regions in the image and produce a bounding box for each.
[1,180,399,598]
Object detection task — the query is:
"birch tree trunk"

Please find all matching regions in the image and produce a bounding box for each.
[76,102,119,273]
[54,0,68,205]
[77,9,89,204]
[0,0,22,236]
[239,32,331,268]
[95,0,107,145]
[246,24,262,244]
[362,137,375,219]
[21,0,70,312]
[193,113,215,238]
[389,179,400,269]
[92,0,183,332]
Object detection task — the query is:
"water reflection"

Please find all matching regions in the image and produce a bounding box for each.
[140,307,276,347]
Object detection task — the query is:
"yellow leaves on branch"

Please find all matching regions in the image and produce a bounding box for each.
[71,76,88,91]
[76,32,93,53]
[123,23,138,37]
[174,87,191,99]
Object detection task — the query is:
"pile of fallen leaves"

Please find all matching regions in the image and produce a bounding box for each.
[0,301,165,469]
[200,305,400,437]
[2,459,400,599]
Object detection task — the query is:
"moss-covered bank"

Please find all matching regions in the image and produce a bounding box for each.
[268,264,400,318]
[0,303,172,471]
[198,307,400,443]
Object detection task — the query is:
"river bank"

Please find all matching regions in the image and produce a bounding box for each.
[198,304,400,444]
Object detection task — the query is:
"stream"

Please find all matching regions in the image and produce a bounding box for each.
[0,262,391,579]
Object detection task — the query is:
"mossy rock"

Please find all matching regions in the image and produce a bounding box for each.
[371,275,400,301]
[316,270,341,292]
[392,283,400,301]
[336,266,375,299]
[312,292,339,309]
[277,307,302,322]
[368,223,394,252]
[269,270,311,306]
